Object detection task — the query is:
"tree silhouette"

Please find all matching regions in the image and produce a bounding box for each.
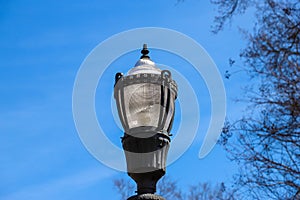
[114,176,237,200]
[212,0,300,199]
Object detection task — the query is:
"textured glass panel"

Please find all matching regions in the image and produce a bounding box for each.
[124,83,161,129]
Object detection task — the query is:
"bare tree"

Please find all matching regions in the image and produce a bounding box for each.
[113,176,237,200]
[187,182,237,200]
[210,0,254,34]
[212,0,300,199]
[114,178,136,200]
[157,177,184,200]
[114,176,183,200]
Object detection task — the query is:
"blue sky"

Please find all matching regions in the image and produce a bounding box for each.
[0,0,254,199]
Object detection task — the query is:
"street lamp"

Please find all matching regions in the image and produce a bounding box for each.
[114,44,178,200]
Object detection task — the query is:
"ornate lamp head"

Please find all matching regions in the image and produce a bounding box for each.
[114,44,178,199]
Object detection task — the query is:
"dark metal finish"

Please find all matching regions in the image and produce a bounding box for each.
[114,72,123,86]
[140,44,150,59]
[114,72,177,94]
[122,130,170,194]
[122,132,170,154]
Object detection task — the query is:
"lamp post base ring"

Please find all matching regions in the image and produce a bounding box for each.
[127,194,165,200]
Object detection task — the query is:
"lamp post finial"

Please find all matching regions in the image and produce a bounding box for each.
[140,44,150,59]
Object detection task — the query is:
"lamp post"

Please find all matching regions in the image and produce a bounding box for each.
[114,44,178,200]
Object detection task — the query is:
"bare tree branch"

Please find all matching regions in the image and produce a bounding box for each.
[217,0,300,199]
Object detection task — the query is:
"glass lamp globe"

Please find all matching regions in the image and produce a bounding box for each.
[114,45,177,137]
